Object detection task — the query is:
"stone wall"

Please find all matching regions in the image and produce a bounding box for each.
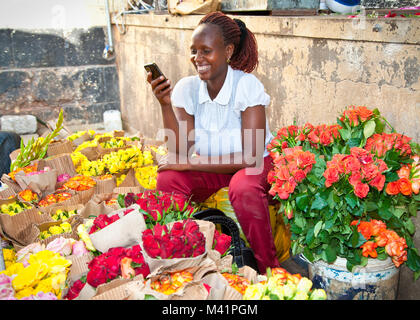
[0,27,120,128]
[111,13,420,299]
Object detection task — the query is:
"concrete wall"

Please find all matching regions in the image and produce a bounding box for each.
[111,13,420,299]
[0,0,121,128]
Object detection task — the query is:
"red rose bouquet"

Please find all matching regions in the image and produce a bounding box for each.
[64,276,86,300]
[86,244,150,288]
[212,229,232,256]
[118,190,196,228]
[268,106,420,279]
[88,208,135,234]
[142,219,205,259]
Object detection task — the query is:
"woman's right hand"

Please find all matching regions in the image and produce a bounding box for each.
[146,72,172,107]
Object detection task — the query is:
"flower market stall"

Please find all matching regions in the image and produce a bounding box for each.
[0,106,419,301]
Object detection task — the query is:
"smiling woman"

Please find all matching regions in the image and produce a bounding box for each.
[145,12,280,274]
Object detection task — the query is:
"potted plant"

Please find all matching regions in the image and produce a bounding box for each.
[267,106,420,300]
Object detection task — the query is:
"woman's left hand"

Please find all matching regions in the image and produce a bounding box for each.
[157,153,190,172]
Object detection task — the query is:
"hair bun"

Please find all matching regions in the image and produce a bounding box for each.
[233,18,247,51]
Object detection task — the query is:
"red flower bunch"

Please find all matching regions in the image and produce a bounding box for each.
[339,105,374,127]
[268,146,316,200]
[212,230,232,256]
[86,245,150,287]
[364,132,412,158]
[88,208,135,234]
[142,219,205,259]
[323,147,388,198]
[386,156,420,196]
[351,219,408,267]
[267,123,341,152]
[121,191,195,225]
[64,277,86,300]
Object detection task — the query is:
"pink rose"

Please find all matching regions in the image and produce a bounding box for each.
[46,237,73,256]
[72,240,89,256]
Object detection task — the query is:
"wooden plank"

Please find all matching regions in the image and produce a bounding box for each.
[271,9,319,15]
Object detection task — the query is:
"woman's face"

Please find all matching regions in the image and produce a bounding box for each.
[190,24,233,82]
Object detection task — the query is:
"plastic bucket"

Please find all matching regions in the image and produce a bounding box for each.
[306,255,400,300]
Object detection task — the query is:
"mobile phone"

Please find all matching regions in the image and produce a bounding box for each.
[144,62,166,81]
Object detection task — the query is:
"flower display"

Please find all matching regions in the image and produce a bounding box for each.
[39,222,72,240]
[0,200,32,216]
[18,189,39,203]
[135,165,158,189]
[38,192,72,207]
[268,106,420,277]
[62,175,96,191]
[63,276,86,300]
[142,219,205,259]
[150,270,193,295]
[0,249,71,299]
[100,137,130,149]
[51,208,79,221]
[86,245,149,288]
[221,272,250,295]
[212,229,232,256]
[243,268,326,300]
[119,191,196,228]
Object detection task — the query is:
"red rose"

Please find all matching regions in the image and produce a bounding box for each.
[183,219,200,235]
[354,181,370,198]
[368,173,386,191]
[159,234,175,259]
[87,266,108,287]
[142,233,161,258]
[170,221,185,237]
[323,167,339,188]
[213,230,231,256]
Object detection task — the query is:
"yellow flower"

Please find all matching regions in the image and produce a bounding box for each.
[50,272,67,294]
[0,262,25,277]
[243,283,266,300]
[12,263,48,291]
[15,287,35,299]
[49,225,64,235]
[33,277,53,296]
[77,221,96,251]
[293,290,309,300]
[296,277,313,293]
[309,288,327,300]
[60,222,72,233]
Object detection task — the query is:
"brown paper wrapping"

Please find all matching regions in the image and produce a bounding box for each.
[0,197,52,245]
[67,252,94,283]
[38,153,77,177]
[80,193,119,218]
[46,139,74,157]
[140,220,217,276]
[90,275,145,300]
[0,186,16,199]
[88,205,146,253]
[9,148,21,162]
[1,174,23,194]
[113,168,145,194]
[79,146,100,161]
[93,176,117,194]
[69,132,91,147]
[14,169,58,199]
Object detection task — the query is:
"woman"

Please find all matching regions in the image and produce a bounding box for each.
[146,12,279,273]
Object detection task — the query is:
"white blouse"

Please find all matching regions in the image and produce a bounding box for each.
[171,65,273,157]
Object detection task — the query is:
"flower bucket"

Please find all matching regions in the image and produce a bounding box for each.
[306,255,400,300]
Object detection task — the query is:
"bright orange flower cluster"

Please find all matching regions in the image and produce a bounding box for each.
[386,156,420,196]
[364,132,412,158]
[150,270,193,295]
[351,219,408,267]
[18,189,38,203]
[8,164,37,182]
[222,273,251,295]
[62,175,96,191]
[38,192,72,207]
[323,147,388,198]
[339,105,374,127]
[268,146,316,200]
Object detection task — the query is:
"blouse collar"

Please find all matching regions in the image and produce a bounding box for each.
[198,65,233,106]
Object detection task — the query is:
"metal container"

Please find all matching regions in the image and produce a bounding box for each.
[307,256,400,300]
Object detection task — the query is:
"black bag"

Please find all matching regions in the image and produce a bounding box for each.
[193,208,259,272]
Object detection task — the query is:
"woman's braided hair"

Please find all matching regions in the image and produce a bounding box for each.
[198,12,258,73]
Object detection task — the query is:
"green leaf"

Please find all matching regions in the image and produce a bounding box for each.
[345,193,358,209]
[269,294,280,300]
[325,245,337,263]
[311,194,328,211]
[314,221,323,237]
[339,128,351,140]
[406,248,420,272]
[117,194,126,208]
[296,194,310,211]
[363,119,376,140]
[378,206,393,220]
[144,294,159,300]
[403,219,415,235]
[303,246,314,262]
[347,138,362,148]
[385,171,399,182]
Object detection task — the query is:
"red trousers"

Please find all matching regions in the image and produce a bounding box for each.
[156,156,280,273]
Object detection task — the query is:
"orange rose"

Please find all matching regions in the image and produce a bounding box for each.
[354,181,370,199]
[398,178,412,196]
[370,219,387,237]
[397,165,410,179]
[361,241,378,258]
[412,180,419,194]
[385,181,400,195]
[356,106,374,122]
[357,221,374,240]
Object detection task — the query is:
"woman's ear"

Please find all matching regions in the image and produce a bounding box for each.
[226,43,234,61]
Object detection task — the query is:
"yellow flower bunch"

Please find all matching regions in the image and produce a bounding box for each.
[100,137,130,149]
[76,219,96,251]
[135,165,158,190]
[70,151,89,168]
[143,150,154,166]
[1,250,71,299]
[0,201,32,216]
[51,209,78,221]
[39,222,72,240]
[116,174,126,186]
[243,271,327,300]
[2,247,16,268]
[66,130,96,142]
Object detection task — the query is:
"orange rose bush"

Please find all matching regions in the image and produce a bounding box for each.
[268,106,420,279]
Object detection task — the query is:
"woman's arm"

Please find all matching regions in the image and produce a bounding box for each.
[147,73,195,155]
[158,105,267,174]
